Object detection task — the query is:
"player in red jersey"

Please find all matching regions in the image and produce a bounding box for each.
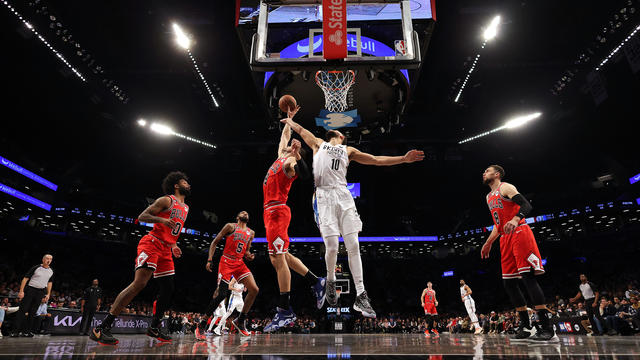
[480,165,557,342]
[89,172,190,345]
[262,108,326,332]
[421,282,439,338]
[194,210,259,338]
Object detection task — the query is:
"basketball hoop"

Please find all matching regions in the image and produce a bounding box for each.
[315,70,356,113]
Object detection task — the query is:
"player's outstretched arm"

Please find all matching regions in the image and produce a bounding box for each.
[206,223,234,271]
[278,123,292,158]
[280,117,323,152]
[138,196,173,226]
[348,147,425,166]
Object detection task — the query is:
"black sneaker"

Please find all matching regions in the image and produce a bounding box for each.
[232,318,250,336]
[89,327,118,345]
[353,291,376,318]
[326,280,339,306]
[20,332,34,337]
[147,327,172,342]
[510,325,534,341]
[529,328,559,343]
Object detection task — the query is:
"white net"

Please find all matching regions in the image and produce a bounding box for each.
[315,70,356,113]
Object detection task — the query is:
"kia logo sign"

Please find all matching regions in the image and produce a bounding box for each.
[53,315,82,327]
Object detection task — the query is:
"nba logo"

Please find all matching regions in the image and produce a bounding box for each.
[565,322,573,332]
[558,323,565,331]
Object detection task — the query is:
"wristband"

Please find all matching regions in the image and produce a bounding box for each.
[207,260,212,263]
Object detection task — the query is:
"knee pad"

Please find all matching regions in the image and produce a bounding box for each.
[503,278,526,308]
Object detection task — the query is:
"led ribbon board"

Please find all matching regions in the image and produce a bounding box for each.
[0,182,52,211]
[1,155,58,191]
[264,34,410,87]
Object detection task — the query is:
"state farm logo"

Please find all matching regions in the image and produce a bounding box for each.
[327,0,344,29]
[329,30,343,45]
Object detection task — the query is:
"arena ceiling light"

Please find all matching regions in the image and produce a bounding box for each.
[172,22,220,108]
[453,15,500,103]
[483,15,501,42]
[144,121,216,149]
[458,112,542,144]
[2,0,86,82]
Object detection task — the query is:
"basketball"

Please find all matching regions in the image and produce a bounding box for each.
[278,95,297,113]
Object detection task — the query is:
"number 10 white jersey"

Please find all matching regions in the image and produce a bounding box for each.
[313,142,349,188]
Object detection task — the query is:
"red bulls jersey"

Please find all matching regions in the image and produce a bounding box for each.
[424,289,436,304]
[148,195,189,245]
[486,182,525,235]
[263,157,297,209]
[222,224,253,260]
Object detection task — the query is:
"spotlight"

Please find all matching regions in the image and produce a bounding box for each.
[150,123,174,135]
[458,112,542,144]
[483,15,501,41]
[137,119,147,127]
[172,23,191,50]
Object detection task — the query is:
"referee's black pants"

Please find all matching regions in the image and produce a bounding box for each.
[79,306,97,334]
[585,298,602,334]
[16,286,46,333]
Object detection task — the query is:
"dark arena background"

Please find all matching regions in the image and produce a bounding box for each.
[1,0,640,359]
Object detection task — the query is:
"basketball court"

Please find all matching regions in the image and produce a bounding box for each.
[2,0,640,359]
[2,333,639,358]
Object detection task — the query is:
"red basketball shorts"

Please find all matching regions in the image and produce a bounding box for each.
[217,256,252,284]
[135,235,175,278]
[263,205,291,255]
[424,303,438,315]
[499,224,544,279]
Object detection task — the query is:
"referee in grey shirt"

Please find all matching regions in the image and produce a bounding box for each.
[12,254,54,337]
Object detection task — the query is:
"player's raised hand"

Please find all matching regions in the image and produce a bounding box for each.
[287,105,301,119]
[481,241,492,259]
[403,150,425,163]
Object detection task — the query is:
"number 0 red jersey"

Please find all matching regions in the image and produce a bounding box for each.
[148,195,189,245]
[486,182,525,235]
[222,224,253,260]
[263,157,297,209]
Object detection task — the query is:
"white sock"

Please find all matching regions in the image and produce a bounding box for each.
[324,235,339,281]
[343,232,365,296]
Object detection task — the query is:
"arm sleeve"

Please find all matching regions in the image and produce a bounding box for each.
[294,157,310,180]
[510,193,533,218]
[24,265,39,279]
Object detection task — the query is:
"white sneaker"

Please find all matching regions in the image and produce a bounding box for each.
[213,327,222,336]
[474,327,483,335]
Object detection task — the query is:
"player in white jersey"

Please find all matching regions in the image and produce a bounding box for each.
[213,277,245,335]
[207,301,228,333]
[460,279,483,334]
[281,114,424,318]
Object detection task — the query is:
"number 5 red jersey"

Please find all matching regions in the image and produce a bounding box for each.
[222,225,253,260]
[148,195,189,245]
